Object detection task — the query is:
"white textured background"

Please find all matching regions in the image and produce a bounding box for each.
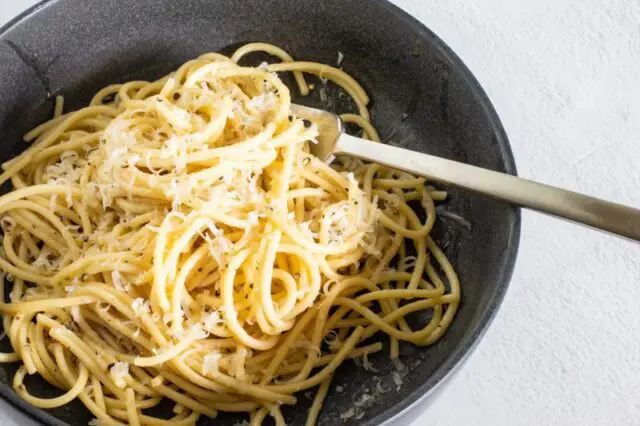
[2,1,640,425]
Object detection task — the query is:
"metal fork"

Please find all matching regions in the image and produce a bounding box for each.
[291,104,640,242]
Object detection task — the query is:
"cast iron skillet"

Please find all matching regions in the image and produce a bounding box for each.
[0,0,520,425]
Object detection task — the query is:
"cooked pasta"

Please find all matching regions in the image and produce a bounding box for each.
[0,43,459,425]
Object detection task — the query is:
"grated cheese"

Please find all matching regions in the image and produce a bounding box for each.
[111,270,129,292]
[203,310,222,331]
[361,353,379,373]
[165,178,194,210]
[202,352,222,376]
[203,233,233,266]
[353,392,375,420]
[127,154,140,169]
[340,408,355,421]
[32,247,55,269]
[374,377,389,394]
[110,362,129,388]
[180,323,209,341]
[247,93,277,114]
[392,371,404,391]
[70,306,82,323]
[131,298,150,316]
[319,86,328,103]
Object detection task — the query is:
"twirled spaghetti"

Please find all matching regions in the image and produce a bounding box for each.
[0,43,459,426]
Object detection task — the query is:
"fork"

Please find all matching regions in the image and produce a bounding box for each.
[291,104,640,242]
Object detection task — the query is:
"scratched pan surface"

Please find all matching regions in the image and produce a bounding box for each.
[0,0,519,425]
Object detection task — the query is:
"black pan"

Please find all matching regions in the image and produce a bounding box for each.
[0,0,520,425]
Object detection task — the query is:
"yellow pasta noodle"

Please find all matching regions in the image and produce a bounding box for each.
[0,43,460,425]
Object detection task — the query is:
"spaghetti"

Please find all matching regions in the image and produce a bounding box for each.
[0,43,459,425]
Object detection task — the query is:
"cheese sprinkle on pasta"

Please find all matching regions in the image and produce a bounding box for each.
[0,43,460,426]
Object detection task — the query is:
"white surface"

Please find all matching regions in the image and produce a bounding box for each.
[1,1,639,425]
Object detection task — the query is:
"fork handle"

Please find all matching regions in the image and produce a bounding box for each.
[337,133,640,242]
